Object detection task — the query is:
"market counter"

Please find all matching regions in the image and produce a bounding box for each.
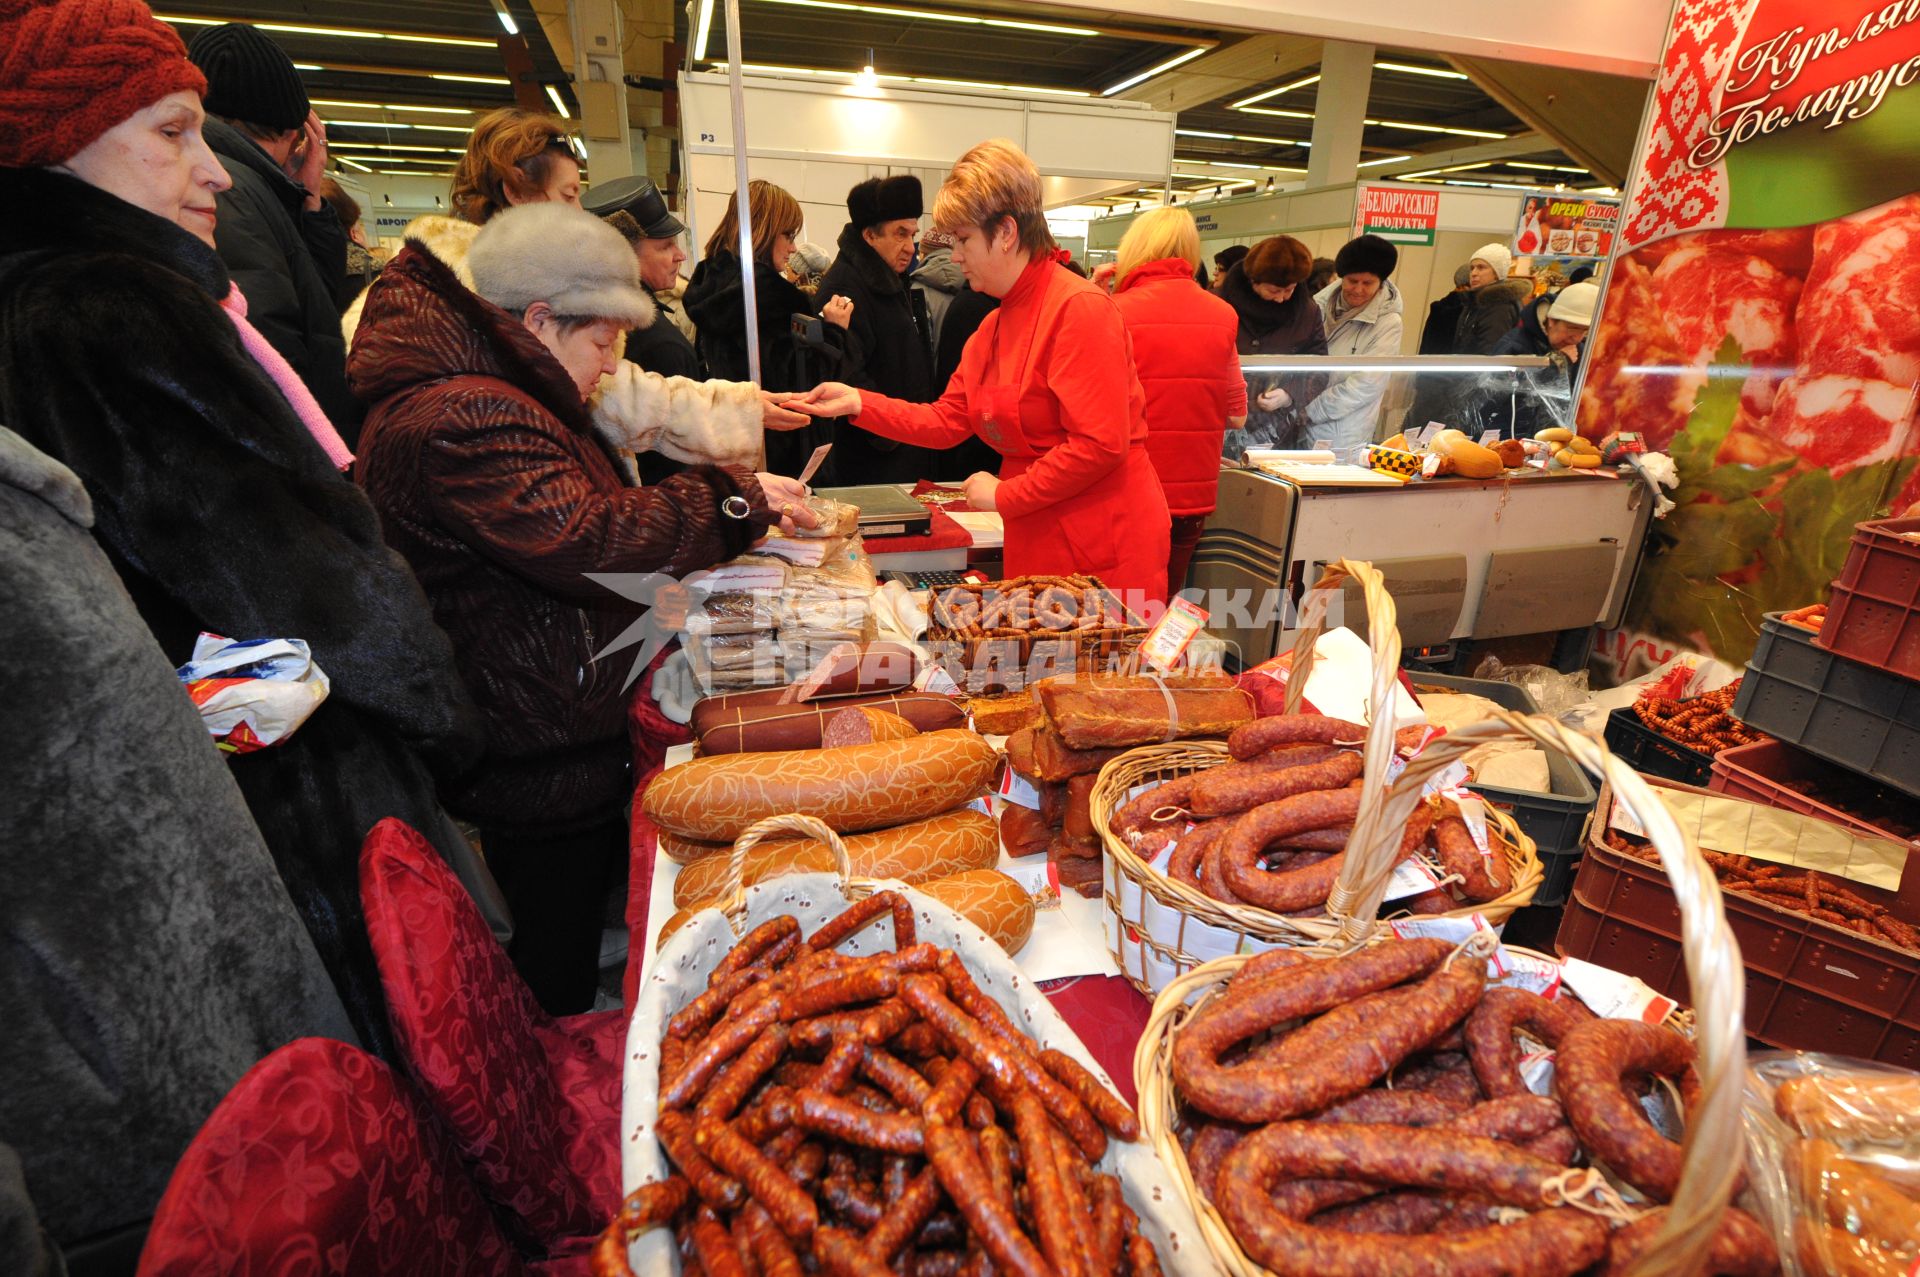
[1193,464,1654,668]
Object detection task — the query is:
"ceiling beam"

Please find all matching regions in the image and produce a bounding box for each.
[1360,133,1548,178]
[1112,32,1320,113]
[1450,57,1648,187]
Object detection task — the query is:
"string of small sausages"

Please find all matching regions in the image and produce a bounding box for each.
[1631,681,1765,753]
[1603,830,1920,953]
[933,575,1133,638]
[1113,714,1512,917]
[1169,940,1780,1277]
[592,892,1161,1277]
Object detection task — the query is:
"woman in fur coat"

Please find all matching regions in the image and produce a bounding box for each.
[0,0,483,1062]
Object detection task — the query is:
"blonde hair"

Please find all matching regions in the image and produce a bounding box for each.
[932,138,1055,254]
[1115,206,1200,286]
[450,108,576,225]
[702,179,805,266]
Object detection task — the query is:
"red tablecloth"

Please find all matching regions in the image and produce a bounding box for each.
[623,801,1153,1106]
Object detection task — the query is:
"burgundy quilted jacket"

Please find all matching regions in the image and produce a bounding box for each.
[350,244,773,832]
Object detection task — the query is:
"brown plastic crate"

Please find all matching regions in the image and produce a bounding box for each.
[1817,515,1920,682]
[1555,780,1920,1067]
[1709,739,1920,852]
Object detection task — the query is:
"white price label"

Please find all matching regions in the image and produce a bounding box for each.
[998,767,1041,810]
[1559,957,1677,1023]
[1608,794,1647,839]
[1383,856,1442,902]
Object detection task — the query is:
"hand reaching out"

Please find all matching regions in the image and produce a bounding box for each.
[760,390,809,431]
[792,382,863,418]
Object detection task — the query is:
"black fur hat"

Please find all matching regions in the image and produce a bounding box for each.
[847,175,923,229]
[1333,233,1398,280]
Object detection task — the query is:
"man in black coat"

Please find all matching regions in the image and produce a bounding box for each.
[588,175,704,382]
[188,24,362,444]
[815,174,938,484]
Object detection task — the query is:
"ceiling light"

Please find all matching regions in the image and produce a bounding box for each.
[335,156,373,173]
[1238,107,1313,120]
[1509,162,1591,173]
[1367,118,1508,138]
[752,0,1098,35]
[312,99,471,115]
[292,63,322,70]
[707,62,1089,97]
[1231,75,1319,109]
[1102,46,1207,97]
[1175,129,1233,139]
[490,0,518,34]
[693,0,715,61]
[1233,132,1308,146]
[544,84,572,117]
[156,14,495,47]
[1176,157,1259,168]
[1374,60,1468,79]
[330,143,466,153]
[853,50,880,93]
[430,73,513,85]
[1356,154,1414,167]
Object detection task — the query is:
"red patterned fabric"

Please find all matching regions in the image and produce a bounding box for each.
[359,818,622,1251]
[1623,0,1758,249]
[137,1037,523,1277]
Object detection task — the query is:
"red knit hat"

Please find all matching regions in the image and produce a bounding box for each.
[0,0,206,168]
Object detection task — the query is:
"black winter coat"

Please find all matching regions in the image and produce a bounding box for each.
[1219,262,1328,453]
[625,282,704,381]
[684,250,832,476]
[202,119,363,444]
[814,223,936,485]
[0,167,484,1063]
[352,244,776,833]
[1493,294,1555,357]
[1419,289,1469,354]
[1452,277,1534,356]
[925,286,1002,482]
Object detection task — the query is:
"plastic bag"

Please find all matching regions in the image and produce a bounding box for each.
[1741,1050,1920,1276]
[1470,655,1592,718]
[175,632,329,753]
[685,591,779,637]
[792,495,858,539]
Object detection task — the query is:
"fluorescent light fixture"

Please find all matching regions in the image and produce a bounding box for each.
[1398,161,1493,177]
[430,72,513,85]
[1357,154,1414,166]
[693,0,715,61]
[1238,107,1313,120]
[325,119,407,130]
[706,62,1090,97]
[1102,46,1207,96]
[312,99,471,115]
[753,0,1097,35]
[1176,129,1233,139]
[1367,118,1508,138]
[491,0,518,34]
[544,84,571,117]
[335,156,373,173]
[293,62,323,70]
[1231,75,1318,109]
[330,143,466,152]
[156,14,495,47]
[1374,60,1468,79]
[1509,162,1592,173]
[1176,157,1259,168]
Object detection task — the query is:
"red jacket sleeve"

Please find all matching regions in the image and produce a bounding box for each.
[995,290,1134,521]
[850,336,978,448]
[1223,320,1249,416]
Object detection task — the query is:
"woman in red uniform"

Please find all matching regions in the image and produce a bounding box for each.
[796,139,1171,610]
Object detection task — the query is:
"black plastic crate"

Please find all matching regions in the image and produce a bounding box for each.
[1735,612,1920,799]
[1411,672,1600,907]
[1603,705,1718,787]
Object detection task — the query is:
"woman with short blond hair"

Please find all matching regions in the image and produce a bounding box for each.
[1109,207,1245,598]
[799,139,1172,609]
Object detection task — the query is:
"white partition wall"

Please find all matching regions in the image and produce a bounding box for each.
[679,71,1175,261]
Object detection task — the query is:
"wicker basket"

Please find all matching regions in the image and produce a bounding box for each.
[1093,559,1542,994]
[1133,710,1749,1277]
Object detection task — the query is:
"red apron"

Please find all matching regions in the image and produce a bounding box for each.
[972,269,1170,612]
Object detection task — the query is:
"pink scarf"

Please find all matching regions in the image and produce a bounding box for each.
[219,285,354,471]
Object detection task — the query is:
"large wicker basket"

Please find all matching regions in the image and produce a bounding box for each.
[1093,559,1542,994]
[1134,710,1749,1277]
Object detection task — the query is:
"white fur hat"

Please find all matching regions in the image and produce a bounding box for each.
[1470,242,1514,281]
[1548,280,1600,326]
[467,203,656,328]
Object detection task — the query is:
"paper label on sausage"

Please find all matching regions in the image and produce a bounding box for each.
[999,767,1042,810]
[1559,956,1677,1023]
[1449,791,1492,857]
[1387,912,1499,961]
[1139,597,1208,672]
[919,664,962,697]
[1608,794,1647,839]
[1519,1050,1556,1096]
[1495,949,1565,998]
[1382,857,1442,901]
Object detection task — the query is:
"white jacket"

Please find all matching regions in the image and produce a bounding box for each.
[1304,278,1404,453]
[345,214,762,477]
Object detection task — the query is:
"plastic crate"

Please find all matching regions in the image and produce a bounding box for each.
[1412,672,1599,907]
[1733,612,1920,799]
[1710,739,1920,854]
[1602,705,1718,787]
[1557,839,1920,1067]
[1818,515,1920,682]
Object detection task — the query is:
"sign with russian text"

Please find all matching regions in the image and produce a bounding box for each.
[1353,186,1440,245]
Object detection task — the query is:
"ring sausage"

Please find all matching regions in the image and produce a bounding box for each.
[1227,714,1368,761]
[1430,807,1511,903]
[1464,988,1594,1099]
[1596,1207,1777,1277]
[1552,1019,1699,1203]
[642,730,998,838]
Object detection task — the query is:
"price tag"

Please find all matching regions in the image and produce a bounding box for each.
[998,766,1041,810]
[1497,949,1565,998]
[1477,430,1503,448]
[1559,957,1677,1023]
[1518,1051,1557,1096]
[1449,792,1492,856]
[1388,912,1498,953]
[1139,597,1209,672]
[1608,794,1647,838]
[1382,856,1442,901]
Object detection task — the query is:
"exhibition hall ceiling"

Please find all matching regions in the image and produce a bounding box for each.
[156,0,1629,194]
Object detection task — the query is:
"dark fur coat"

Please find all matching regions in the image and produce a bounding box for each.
[0,166,484,1061]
